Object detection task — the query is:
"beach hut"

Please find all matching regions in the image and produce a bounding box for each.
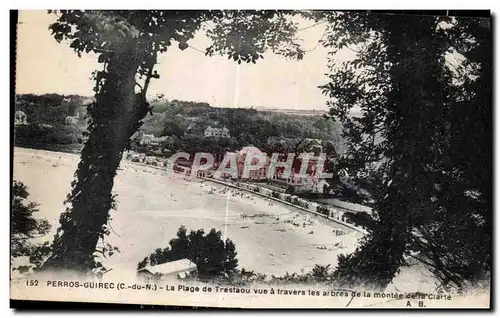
[137,259,197,282]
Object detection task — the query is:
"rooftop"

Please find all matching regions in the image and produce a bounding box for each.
[137,258,197,275]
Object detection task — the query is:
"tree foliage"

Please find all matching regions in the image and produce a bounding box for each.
[320,12,491,291]
[41,10,307,273]
[137,226,238,278]
[11,181,52,270]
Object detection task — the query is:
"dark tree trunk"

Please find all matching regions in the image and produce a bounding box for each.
[333,15,447,290]
[41,46,149,272]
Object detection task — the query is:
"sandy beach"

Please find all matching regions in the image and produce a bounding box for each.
[13,147,363,276]
[13,147,440,293]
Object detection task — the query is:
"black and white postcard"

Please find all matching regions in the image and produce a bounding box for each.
[10,10,492,308]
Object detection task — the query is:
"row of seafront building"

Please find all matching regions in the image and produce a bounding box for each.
[127,145,332,194]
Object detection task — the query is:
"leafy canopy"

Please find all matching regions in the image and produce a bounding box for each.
[49,10,305,71]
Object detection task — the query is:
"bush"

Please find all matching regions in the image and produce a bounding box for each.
[137,226,238,278]
[310,264,331,281]
[50,130,74,144]
[230,264,334,285]
[343,212,376,231]
[14,123,85,150]
[11,181,52,270]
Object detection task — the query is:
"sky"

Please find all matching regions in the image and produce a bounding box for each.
[15,10,355,110]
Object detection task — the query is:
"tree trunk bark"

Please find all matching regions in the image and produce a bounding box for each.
[41,47,148,272]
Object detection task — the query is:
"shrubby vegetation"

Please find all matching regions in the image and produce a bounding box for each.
[15,93,90,123]
[140,99,343,155]
[14,123,87,153]
[11,181,52,272]
[316,12,491,291]
[137,226,238,278]
[14,93,343,158]
[193,264,340,287]
[14,94,89,152]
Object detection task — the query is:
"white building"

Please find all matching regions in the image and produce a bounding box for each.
[64,116,78,125]
[140,134,169,146]
[204,126,230,138]
[14,111,27,125]
[137,258,197,282]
